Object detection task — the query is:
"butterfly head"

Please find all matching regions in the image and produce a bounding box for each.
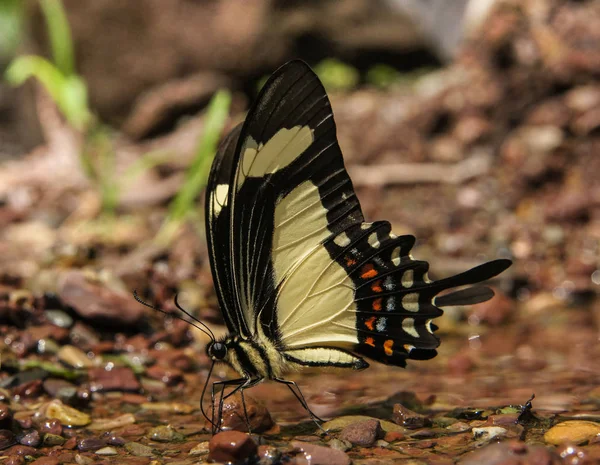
[206,340,228,361]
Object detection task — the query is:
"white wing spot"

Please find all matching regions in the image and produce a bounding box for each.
[391,247,401,266]
[401,269,414,288]
[402,293,419,312]
[423,272,431,283]
[368,233,380,249]
[383,275,395,291]
[212,184,229,215]
[389,232,398,239]
[402,318,419,338]
[361,222,373,230]
[333,232,351,247]
[386,297,395,311]
[376,317,387,332]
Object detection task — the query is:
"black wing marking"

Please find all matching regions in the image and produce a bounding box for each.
[205,122,251,336]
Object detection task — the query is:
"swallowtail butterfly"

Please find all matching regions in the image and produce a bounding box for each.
[141,60,511,432]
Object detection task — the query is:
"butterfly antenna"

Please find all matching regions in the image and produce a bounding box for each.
[200,360,217,429]
[133,290,215,341]
[173,293,216,341]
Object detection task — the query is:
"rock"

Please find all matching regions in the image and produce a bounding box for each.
[188,441,210,456]
[339,419,383,447]
[328,438,352,452]
[459,440,561,465]
[292,441,351,465]
[44,309,73,328]
[29,458,60,465]
[257,444,281,464]
[13,380,44,399]
[39,419,62,436]
[87,413,136,431]
[45,400,91,426]
[124,441,155,457]
[95,446,118,456]
[468,288,513,326]
[472,426,508,441]
[88,366,141,392]
[208,431,258,463]
[544,420,600,445]
[219,392,275,433]
[77,438,106,452]
[145,365,184,386]
[0,403,12,429]
[57,270,144,325]
[57,345,94,369]
[42,434,65,446]
[17,430,41,447]
[322,415,407,434]
[0,430,16,450]
[147,425,184,442]
[392,404,431,429]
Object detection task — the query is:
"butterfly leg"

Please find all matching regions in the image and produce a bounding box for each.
[223,377,263,433]
[274,378,327,433]
[211,377,247,433]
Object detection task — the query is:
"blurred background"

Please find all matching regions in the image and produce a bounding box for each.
[0,0,599,460]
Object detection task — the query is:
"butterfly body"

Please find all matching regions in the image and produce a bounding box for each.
[202,60,511,427]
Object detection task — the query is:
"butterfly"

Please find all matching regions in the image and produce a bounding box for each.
[139,60,511,432]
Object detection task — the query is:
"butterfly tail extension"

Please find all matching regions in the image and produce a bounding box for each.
[322,220,511,367]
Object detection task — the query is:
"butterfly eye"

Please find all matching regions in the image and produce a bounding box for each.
[209,342,227,360]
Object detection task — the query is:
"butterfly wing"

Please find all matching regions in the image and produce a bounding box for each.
[207,60,511,369]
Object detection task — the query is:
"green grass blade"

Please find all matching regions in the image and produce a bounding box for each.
[5,54,66,102]
[39,0,74,76]
[157,89,231,244]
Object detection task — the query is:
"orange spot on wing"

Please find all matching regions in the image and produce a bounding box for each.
[361,264,378,279]
[372,298,382,311]
[365,337,375,347]
[384,340,394,356]
[345,256,357,267]
[365,316,376,330]
[371,280,382,292]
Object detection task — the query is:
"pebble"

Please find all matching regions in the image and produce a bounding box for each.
[392,403,431,429]
[339,419,383,447]
[13,380,44,399]
[29,458,60,465]
[44,309,74,328]
[147,425,184,442]
[57,270,144,325]
[88,366,141,392]
[328,438,352,452]
[322,415,406,434]
[87,413,136,431]
[219,392,275,433]
[124,441,155,457]
[17,429,41,447]
[6,456,25,465]
[57,345,94,369]
[95,446,118,456]
[208,431,258,463]
[78,438,106,452]
[0,429,16,449]
[257,444,281,464]
[40,419,63,436]
[472,426,508,441]
[0,403,12,429]
[45,400,91,426]
[140,401,195,414]
[145,365,183,386]
[42,433,65,446]
[188,441,210,456]
[292,440,351,465]
[544,420,600,445]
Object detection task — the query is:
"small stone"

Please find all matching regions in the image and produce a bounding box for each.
[544,420,600,445]
[473,426,508,441]
[208,431,258,463]
[257,444,280,464]
[328,438,352,452]
[57,345,93,369]
[13,380,44,399]
[42,433,65,446]
[189,441,210,456]
[124,441,155,457]
[339,419,383,447]
[0,403,12,429]
[6,456,25,465]
[219,392,275,433]
[29,458,60,465]
[460,440,561,465]
[292,440,351,465]
[74,453,95,465]
[145,365,184,386]
[392,404,431,429]
[44,309,73,328]
[95,446,118,456]
[17,429,41,447]
[88,366,141,392]
[102,433,126,446]
[446,421,471,433]
[147,425,184,442]
[0,429,16,450]
[322,415,406,434]
[45,400,91,426]
[384,431,405,442]
[140,401,195,414]
[88,413,136,431]
[39,419,62,436]
[78,438,106,452]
